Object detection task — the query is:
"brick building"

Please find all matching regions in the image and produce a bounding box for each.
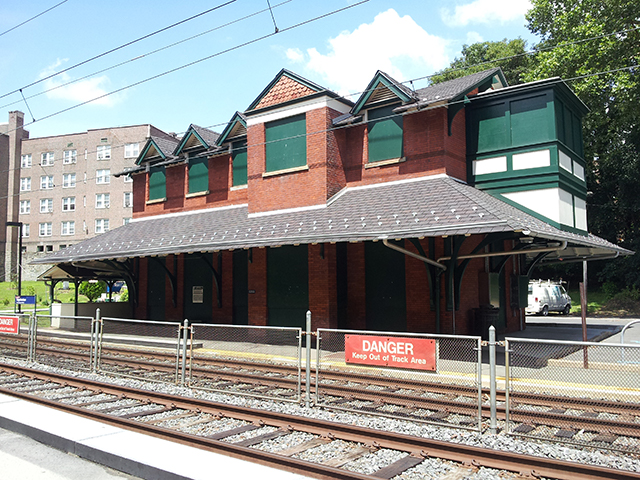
[0,115,174,280]
[33,68,629,335]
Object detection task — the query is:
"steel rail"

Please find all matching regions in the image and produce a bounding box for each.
[1,362,638,480]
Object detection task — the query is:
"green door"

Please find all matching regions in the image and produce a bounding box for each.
[184,254,213,323]
[147,259,165,321]
[365,241,407,332]
[267,245,308,329]
[233,250,249,325]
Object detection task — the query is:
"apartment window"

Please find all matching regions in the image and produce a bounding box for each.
[124,143,139,158]
[46,245,53,252]
[63,149,77,164]
[40,198,53,213]
[124,174,133,183]
[123,217,131,225]
[19,200,30,214]
[97,145,111,160]
[37,246,44,252]
[39,222,52,237]
[20,177,31,191]
[21,154,32,168]
[95,193,110,209]
[188,156,208,194]
[148,166,166,201]
[40,175,54,189]
[61,221,75,236]
[95,218,109,233]
[63,173,76,188]
[96,169,110,184]
[123,192,132,208]
[62,197,76,212]
[367,105,403,163]
[265,114,306,172]
[22,224,30,238]
[232,141,247,186]
[40,152,54,166]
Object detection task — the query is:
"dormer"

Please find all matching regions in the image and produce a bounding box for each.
[135,136,179,203]
[174,124,220,197]
[216,112,247,188]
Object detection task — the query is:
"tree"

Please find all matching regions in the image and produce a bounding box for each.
[430,38,533,86]
[79,281,106,302]
[525,0,640,288]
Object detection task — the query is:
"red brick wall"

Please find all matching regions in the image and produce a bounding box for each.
[404,239,434,333]
[248,247,267,326]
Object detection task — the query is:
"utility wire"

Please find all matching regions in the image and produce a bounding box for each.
[0,0,69,38]
[0,0,237,100]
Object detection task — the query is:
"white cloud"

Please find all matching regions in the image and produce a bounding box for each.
[285,48,304,64]
[466,31,484,44]
[441,0,531,27]
[40,59,117,106]
[290,9,449,96]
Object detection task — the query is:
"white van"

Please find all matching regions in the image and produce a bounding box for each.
[526,280,572,316]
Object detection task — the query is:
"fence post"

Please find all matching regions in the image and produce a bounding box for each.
[489,325,497,434]
[27,314,36,361]
[305,311,311,408]
[180,319,189,387]
[92,308,101,372]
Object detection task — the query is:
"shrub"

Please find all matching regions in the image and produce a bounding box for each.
[79,281,106,302]
[602,281,618,300]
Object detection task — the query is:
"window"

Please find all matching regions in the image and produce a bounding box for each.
[63,149,77,164]
[40,198,53,213]
[40,175,54,189]
[123,192,132,208]
[20,177,31,191]
[95,193,110,209]
[367,105,403,163]
[97,145,111,160]
[124,143,139,158]
[40,152,54,166]
[63,173,76,188]
[37,246,44,252]
[22,224,29,238]
[265,114,306,172]
[61,221,75,236]
[19,200,30,214]
[95,218,109,233]
[148,166,166,201]
[232,141,247,186]
[62,197,75,212]
[39,222,52,237]
[46,245,53,252]
[96,169,110,184]
[188,156,208,194]
[21,154,32,168]
[123,217,131,225]
[124,174,133,183]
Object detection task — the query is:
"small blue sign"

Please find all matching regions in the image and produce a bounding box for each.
[15,296,36,305]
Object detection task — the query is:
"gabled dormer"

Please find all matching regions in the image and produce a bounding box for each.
[174,124,220,196]
[135,136,179,203]
[217,112,247,188]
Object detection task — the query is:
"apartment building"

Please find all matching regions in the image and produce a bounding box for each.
[2,111,174,280]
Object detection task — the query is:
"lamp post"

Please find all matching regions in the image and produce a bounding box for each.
[6,221,23,312]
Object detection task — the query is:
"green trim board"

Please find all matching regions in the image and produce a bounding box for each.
[136,139,166,166]
[188,156,209,194]
[352,72,413,115]
[367,104,403,163]
[216,112,247,146]
[148,166,166,201]
[265,114,307,172]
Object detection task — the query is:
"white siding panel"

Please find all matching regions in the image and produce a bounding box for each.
[502,188,561,223]
[559,150,572,172]
[512,149,551,170]
[573,161,585,181]
[559,189,574,227]
[473,156,507,175]
[574,196,587,231]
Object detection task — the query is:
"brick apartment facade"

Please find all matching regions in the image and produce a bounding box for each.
[33,68,629,335]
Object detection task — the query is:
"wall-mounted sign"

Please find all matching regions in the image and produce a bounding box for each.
[345,335,436,371]
[0,316,20,335]
[192,286,204,304]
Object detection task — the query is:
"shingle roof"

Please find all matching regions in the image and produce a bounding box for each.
[153,135,180,157]
[32,175,629,265]
[190,124,219,147]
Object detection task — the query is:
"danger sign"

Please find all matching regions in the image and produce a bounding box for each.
[345,335,436,371]
[0,316,20,335]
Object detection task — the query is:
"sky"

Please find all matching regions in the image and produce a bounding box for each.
[0,0,538,139]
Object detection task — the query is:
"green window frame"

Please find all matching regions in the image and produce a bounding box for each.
[265,114,306,172]
[188,156,209,194]
[148,166,166,201]
[367,105,403,163]
[232,141,247,186]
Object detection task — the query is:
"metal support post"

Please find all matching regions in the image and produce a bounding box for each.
[489,325,497,434]
[305,311,312,408]
[180,319,189,387]
[92,308,101,372]
[27,314,36,361]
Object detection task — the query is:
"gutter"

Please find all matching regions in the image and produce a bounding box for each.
[436,241,568,263]
[381,238,446,270]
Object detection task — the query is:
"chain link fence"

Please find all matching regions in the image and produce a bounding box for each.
[506,338,640,453]
[316,329,483,431]
[189,324,302,402]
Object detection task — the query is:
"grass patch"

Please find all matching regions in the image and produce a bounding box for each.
[568,287,640,317]
[0,281,90,309]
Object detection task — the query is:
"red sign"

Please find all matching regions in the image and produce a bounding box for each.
[345,335,436,371]
[0,316,20,335]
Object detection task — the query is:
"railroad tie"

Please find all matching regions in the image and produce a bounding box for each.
[206,423,260,440]
[320,445,371,468]
[233,428,291,447]
[277,437,330,456]
[371,454,424,479]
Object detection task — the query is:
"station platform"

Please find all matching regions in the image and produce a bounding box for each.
[0,392,310,480]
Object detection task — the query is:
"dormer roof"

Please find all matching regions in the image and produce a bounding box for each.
[352,70,417,115]
[174,124,219,155]
[135,135,179,166]
[216,112,247,146]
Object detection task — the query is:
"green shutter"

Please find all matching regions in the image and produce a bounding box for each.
[188,156,208,194]
[510,95,552,146]
[232,141,247,186]
[367,105,403,163]
[265,114,306,172]
[148,166,166,201]
[476,104,509,152]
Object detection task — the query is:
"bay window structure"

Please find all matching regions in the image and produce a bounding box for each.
[265,114,306,173]
[63,173,76,188]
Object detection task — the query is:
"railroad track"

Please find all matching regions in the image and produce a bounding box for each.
[0,361,637,480]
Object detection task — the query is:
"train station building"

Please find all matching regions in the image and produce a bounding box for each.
[33,67,629,335]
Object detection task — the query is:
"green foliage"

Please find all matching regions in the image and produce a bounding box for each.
[430,38,532,86]
[25,286,36,296]
[120,289,129,302]
[79,281,106,302]
[2,299,9,306]
[602,281,618,300]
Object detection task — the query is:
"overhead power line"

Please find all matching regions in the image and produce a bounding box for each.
[0,0,237,100]
[0,0,69,38]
